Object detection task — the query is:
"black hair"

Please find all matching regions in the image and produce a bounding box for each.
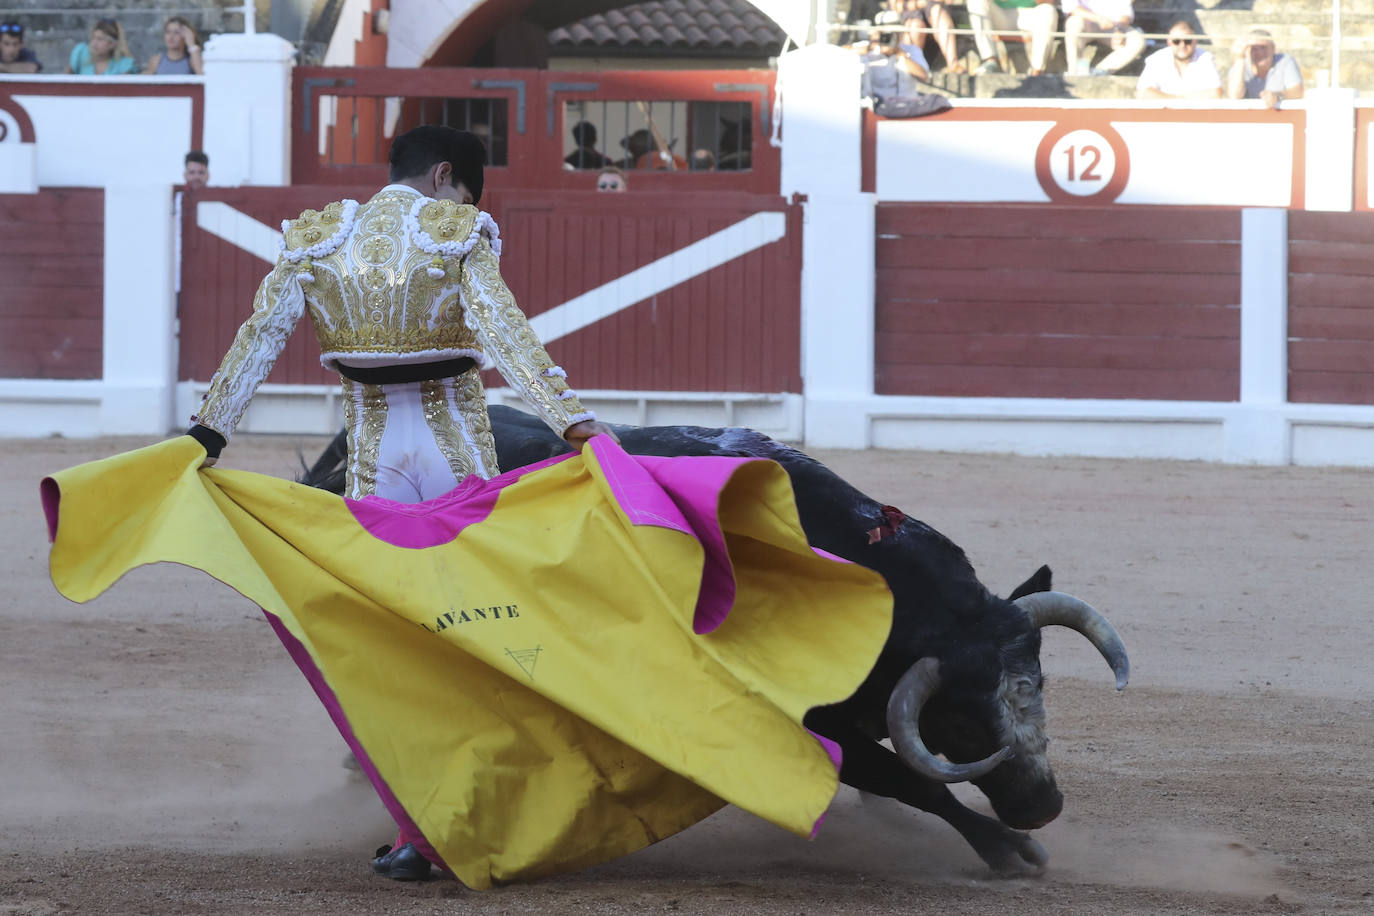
[571,120,597,147]
[0,22,23,39]
[185,150,209,167]
[388,125,487,204]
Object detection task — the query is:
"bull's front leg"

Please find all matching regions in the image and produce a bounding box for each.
[808,714,1048,874]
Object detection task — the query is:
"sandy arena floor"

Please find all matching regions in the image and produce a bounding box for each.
[3,433,1371,915]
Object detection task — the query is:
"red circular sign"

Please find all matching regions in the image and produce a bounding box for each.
[1035,118,1131,204]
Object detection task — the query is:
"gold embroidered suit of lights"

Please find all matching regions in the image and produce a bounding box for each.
[341,377,388,499]
[195,192,586,446]
[194,260,305,438]
[459,240,589,432]
[420,379,483,480]
[300,195,480,359]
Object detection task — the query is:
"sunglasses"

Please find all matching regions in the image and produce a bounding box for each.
[0,23,22,35]
[1169,38,1197,46]
[597,181,620,190]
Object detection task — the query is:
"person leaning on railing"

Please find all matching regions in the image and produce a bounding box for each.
[0,21,41,73]
[66,18,137,75]
[1227,28,1304,110]
[1135,20,1222,99]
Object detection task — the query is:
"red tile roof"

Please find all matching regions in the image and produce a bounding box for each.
[549,0,786,55]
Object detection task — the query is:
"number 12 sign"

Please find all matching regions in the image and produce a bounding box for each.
[1035,120,1131,204]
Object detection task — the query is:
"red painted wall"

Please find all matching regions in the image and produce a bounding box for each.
[0,189,104,379]
[874,204,1243,401]
[1287,211,1374,405]
[177,188,802,393]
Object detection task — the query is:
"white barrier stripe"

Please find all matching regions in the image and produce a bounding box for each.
[196,201,282,264]
[193,205,788,345]
[529,211,787,343]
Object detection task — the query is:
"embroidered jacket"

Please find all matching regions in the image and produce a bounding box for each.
[193,187,592,440]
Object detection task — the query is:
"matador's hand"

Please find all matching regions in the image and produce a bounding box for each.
[564,420,620,452]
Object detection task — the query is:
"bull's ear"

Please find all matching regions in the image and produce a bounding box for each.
[1007,564,1052,600]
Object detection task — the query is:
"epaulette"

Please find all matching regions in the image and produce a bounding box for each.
[407,200,503,278]
[280,199,359,264]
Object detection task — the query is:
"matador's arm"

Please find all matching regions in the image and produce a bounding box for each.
[188,259,308,459]
[459,238,596,439]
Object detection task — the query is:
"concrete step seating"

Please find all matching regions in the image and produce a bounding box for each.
[897,1,1370,99]
[4,0,239,75]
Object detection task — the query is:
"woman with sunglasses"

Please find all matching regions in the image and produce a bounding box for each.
[1136,20,1222,99]
[66,19,137,75]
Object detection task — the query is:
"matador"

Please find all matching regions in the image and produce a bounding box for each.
[188,126,615,503]
[185,126,615,878]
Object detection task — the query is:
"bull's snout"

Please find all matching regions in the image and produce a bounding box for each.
[994,788,1063,831]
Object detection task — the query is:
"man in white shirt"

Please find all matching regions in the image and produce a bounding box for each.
[1227,28,1304,109]
[1136,20,1223,99]
[1062,0,1144,75]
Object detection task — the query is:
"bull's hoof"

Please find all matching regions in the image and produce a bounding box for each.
[984,832,1048,876]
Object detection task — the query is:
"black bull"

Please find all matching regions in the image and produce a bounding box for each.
[301,405,1130,873]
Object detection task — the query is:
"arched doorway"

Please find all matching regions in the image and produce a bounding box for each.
[388,0,822,69]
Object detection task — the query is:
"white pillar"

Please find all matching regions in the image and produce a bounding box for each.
[101,186,177,434]
[1303,88,1357,212]
[1225,208,1290,464]
[779,44,875,449]
[202,33,295,187]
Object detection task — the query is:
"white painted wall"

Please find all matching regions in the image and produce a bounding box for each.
[202,34,296,188]
[0,104,36,193]
[875,101,1310,207]
[11,86,192,188]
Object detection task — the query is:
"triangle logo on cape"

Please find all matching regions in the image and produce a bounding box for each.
[506,646,542,680]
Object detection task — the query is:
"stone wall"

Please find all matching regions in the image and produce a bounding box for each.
[4,0,248,74]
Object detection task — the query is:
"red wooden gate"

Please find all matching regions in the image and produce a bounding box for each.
[875,203,1243,401]
[178,188,802,393]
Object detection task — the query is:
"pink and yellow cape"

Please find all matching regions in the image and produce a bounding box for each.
[42,435,892,888]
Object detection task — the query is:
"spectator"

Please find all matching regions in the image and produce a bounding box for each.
[564,120,612,169]
[968,0,1059,76]
[184,150,209,190]
[1227,28,1304,109]
[596,166,627,192]
[618,129,656,169]
[852,27,931,95]
[146,16,203,75]
[66,19,137,75]
[690,149,716,171]
[900,1,963,74]
[1136,21,1222,99]
[1062,0,1144,75]
[0,22,41,74]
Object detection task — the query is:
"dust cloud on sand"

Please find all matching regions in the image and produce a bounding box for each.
[4,434,1371,914]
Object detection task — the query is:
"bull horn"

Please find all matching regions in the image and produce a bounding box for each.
[886,657,1013,784]
[1015,591,1130,690]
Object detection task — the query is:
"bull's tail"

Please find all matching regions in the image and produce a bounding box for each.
[299,429,348,494]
